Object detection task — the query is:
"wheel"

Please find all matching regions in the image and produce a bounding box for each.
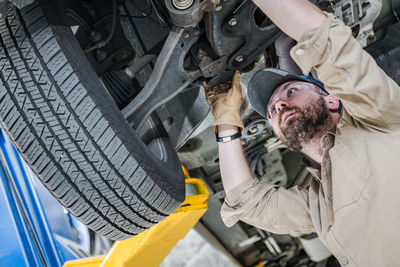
[0,2,185,240]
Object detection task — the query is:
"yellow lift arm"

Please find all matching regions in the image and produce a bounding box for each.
[64,167,209,267]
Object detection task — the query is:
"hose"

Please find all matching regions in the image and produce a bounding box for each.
[84,0,117,53]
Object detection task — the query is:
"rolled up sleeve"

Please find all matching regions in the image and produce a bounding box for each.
[290,13,400,131]
[220,178,315,236]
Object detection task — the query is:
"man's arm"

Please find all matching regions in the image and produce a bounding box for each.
[220,174,315,236]
[215,0,324,191]
[217,124,253,192]
[289,14,400,131]
[255,0,400,131]
[252,0,327,41]
[217,125,314,235]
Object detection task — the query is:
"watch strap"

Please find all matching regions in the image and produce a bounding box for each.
[216,131,242,143]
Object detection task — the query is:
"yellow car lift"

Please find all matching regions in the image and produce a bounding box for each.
[63,167,209,267]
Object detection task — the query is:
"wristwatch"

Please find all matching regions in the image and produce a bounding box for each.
[216,131,242,143]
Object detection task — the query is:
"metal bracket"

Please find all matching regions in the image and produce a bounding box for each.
[199,55,227,78]
[333,0,383,47]
[222,1,281,69]
[122,26,202,130]
[206,0,281,70]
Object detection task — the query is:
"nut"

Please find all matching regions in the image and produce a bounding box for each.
[215,4,222,11]
[235,55,244,62]
[229,18,237,26]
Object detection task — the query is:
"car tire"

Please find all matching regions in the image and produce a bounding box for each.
[0,2,185,240]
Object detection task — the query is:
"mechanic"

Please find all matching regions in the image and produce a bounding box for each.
[205,0,400,266]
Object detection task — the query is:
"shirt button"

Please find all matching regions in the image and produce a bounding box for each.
[327,225,332,231]
[328,194,333,201]
[295,48,305,55]
[341,257,349,265]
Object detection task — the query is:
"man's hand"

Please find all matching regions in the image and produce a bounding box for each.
[205,71,244,133]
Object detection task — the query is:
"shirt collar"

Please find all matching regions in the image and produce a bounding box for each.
[307,126,337,182]
[320,126,337,151]
[306,166,322,182]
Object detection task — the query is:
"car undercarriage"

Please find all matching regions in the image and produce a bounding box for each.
[1,0,399,265]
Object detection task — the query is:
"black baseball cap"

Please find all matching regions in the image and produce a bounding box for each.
[248,68,326,118]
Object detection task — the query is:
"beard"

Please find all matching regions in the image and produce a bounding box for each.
[278,97,332,152]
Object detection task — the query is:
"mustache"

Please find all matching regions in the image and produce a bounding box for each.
[278,106,301,125]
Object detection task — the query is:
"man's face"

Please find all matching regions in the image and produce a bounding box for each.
[267,81,333,151]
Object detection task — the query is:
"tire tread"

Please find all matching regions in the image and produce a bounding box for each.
[0,3,183,240]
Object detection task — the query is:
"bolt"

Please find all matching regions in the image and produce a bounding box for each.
[249,126,258,134]
[183,32,190,38]
[166,117,174,125]
[229,18,237,26]
[367,34,376,45]
[172,0,194,10]
[90,31,101,42]
[235,55,244,62]
[194,29,200,35]
[215,4,222,11]
[197,48,207,60]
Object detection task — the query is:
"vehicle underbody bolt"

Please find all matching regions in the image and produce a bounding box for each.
[235,55,244,62]
[89,31,101,42]
[172,0,194,10]
[197,48,207,60]
[183,32,190,38]
[249,126,258,134]
[229,18,237,26]
[215,4,222,11]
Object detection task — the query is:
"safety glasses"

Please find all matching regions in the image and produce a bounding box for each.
[267,82,313,119]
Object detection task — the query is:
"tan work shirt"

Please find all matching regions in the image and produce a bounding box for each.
[221,14,400,266]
